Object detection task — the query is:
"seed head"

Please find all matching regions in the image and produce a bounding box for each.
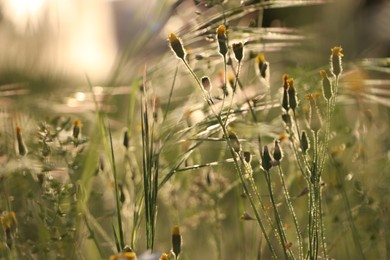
[216,24,228,56]
[168,33,186,60]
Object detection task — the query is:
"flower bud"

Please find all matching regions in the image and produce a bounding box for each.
[287,79,297,110]
[282,89,289,111]
[282,74,289,90]
[171,225,182,258]
[273,140,283,162]
[257,54,268,79]
[301,131,310,154]
[216,24,228,56]
[123,130,129,149]
[282,113,291,127]
[16,126,27,156]
[201,76,212,92]
[73,119,81,139]
[330,46,343,77]
[306,95,322,132]
[240,212,255,221]
[168,33,186,60]
[228,130,241,153]
[232,42,244,62]
[320,70,332,100]
[243,151,252,164]
[262,145,273,171]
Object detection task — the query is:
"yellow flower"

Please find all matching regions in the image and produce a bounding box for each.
[216,24,227,35]
[331,46,344,57]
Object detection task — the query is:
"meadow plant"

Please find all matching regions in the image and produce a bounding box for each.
[168,26,344,259]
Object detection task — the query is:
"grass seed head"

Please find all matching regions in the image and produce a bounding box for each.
[168,33,186,60]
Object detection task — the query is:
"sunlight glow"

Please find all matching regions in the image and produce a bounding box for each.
[6,0,46,31]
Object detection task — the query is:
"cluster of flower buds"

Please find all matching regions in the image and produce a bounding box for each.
[281,75,298,112]
[262,140,284,171]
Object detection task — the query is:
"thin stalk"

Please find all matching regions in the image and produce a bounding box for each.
[163,64,179,121]
[243,158,279,245]
[278,165,303,259]
[108,125,125,250]
[180,57,277,259]
[265,170,293,260]
[83,215,104,257]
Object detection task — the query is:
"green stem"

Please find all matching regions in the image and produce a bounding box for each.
[278,165,303,259]
[265,170,293,260]
[180,58,277,259]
